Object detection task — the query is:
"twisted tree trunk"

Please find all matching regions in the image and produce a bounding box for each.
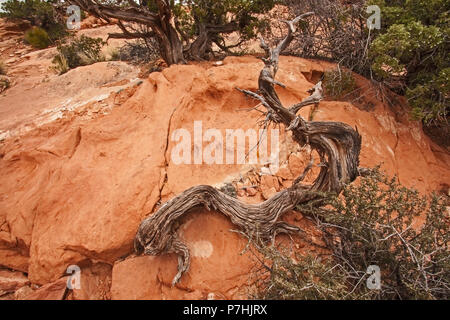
[68,0,186,65]
[67,0,242,65]
[134,13,363,285]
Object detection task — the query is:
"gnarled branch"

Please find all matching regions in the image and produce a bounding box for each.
[134,12,362,285]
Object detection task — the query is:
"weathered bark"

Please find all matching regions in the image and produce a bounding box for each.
[68,0,186,65]
[134,13,363,285]
[67,1,243,65]
[185,22,241,60]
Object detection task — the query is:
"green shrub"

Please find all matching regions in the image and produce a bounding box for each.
[45,22,68,42]
[24,27,51,49]
[1,0,68,43]
[50,54,69,75]
[282,0,448,125]
[0,0,54,27]
[323,67,357,100]
[254,248,354,300]
[368,0,449,125]
[107,47,120,61]
[52,36,106,74]
[66,0,275,64]
[256,168,449,300]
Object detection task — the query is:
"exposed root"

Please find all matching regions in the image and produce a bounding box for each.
[134,13,363,285]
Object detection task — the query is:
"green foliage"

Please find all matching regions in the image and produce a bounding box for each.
[50,53,69,74]
[1,0,68,42]
[172,0,275,40]
[323,67,357,99]
[0,0,54,26]
[107,47,120,61]
[24,26,51,49]
[257,169,449,299]
[368,0,449,124]
[45,22,69,42]
[51,36,106,74]
[156,0,275,55]
[368,0,447,27]
[255,249,356,299]
[407,67,449,123]
[285,0,448,125]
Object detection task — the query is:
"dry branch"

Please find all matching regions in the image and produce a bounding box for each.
[134,12,362,285]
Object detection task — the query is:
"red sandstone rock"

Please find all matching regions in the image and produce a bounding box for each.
[260,175,280,191]
[24,277,68,300]
[110,209,255,300]
[275,167,293,180]
[288,153,304,177]
[13,285,34,300]
[245,187,257,197]
[0,53,448,299]
[69,263,112,300]
[0,269,29,296]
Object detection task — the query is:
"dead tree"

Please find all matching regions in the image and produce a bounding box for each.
[134,13,363,285]
[268,0,374,76]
